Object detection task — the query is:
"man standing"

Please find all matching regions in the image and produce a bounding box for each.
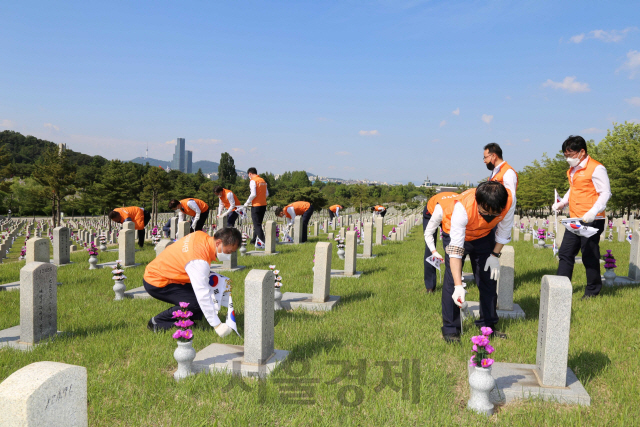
[243,167,269,245]
[276,201,314,243]
[483,143,518,199]
[423,192,460,293]
[108,206,151,248]
[168,198,210,232]
[328,204,343,224]
[552,135,611,300]
[424,181,514,343]
[143,227,242,336]
[214,186,241,228]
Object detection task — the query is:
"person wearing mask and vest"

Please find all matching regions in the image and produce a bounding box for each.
[552,135,611,300]
[371,205,387,221]
[143,227,242,336]
[275,201,314,243]
[483,142,518,199]
[422,192,461,293]
[329,204,343,224]
[214,186,241,228]
[108,206,151,248]
[168,198,210,233]
[243,167,269,246]
[425,181,514,343]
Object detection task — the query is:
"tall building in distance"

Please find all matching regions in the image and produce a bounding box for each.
[186,150,193,174]
[172,138,186,172]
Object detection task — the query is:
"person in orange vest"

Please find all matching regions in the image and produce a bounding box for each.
[108,206,151,248]
[425,181,514,343]
[168,198,210,233]
[143,227,242,335]
[328,204,343,224]
[422,192,461,293]
[275,201,314,243]
[243,167,269,246]
[484,142,518,199]
[214,186,241,228]
[371,205,387,220]
[552,135,611,300]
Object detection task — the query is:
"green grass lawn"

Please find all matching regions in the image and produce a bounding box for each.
[0,224,639,426]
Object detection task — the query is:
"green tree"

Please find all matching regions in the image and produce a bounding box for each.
[32,146,77,226]
[218,152,237,188]
[141,166,169,225]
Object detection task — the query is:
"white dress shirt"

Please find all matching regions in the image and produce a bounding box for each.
[491,161,518,200]
[558,156,611,218]
[334,206,340,217]
[245,179,269,205]
[184,259,221,327]
[218,192,237,217]
[424,204,444,253]
[177,200,202,224]
[285,207,296,226]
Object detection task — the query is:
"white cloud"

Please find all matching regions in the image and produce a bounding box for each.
[359,130,379,136]
[192,138,222,144]
[0,119,14,128]
[165,140,175,145]
[619,50,640,79]
[336,151,350,156]
[481,114,493,124]
[43,123,60,131]
[439,120,446,127]
[542,76,590,93]
[452,108,460,116]
[582,127,604,134]
[232,148,246,154]
[570,27,637,44]
[626,97,640,106]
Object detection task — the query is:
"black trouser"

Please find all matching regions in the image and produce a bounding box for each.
[162,219,172,238]
[227,210,239,228]
[441,231,498,336]
[300,206,315,243]
[190,210,209,233]
[250,205,267,244]
[423,205,438,291]
[329,211,336,221]
[144,280,205,330]
[557,219,605,297]
[380,210,386,218]
[137,210,152,247]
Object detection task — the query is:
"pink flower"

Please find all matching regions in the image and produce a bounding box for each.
[471,335,489,346]
[174,319,194,328]
[485,344,495,354]
[481,326,493,336]
[183,311,193,318]
[481,358,494,368]
[469,355,477,367]
[172,330,184,339]
[182,329,193,340]
[472,344,478,352]
[172,310,184,318]
[179,302,190,309]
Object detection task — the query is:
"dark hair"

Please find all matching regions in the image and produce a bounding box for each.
[214,227,242,247]
[275,207,284,217]
[370,207,375,212]
[475,181,508,214]
[168,200,181,210]
[108,210,121,221]
[213,186,224,194]
[484,142,503,159]
[562,135,587,154]
[247,167,258,175]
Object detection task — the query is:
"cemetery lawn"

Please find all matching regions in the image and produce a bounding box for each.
[0,227,639,426]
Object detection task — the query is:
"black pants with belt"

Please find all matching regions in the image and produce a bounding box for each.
[144,280,205,330]
[227,210,239,228]
[250,205,267,244]
[301,206,315,243]
[191,210,209,232]
[137,210,152,248]
[441,231,498,336]
[557,219,605,297]
[422,205,438,291]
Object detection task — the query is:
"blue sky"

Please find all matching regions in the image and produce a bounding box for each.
[1,1,639,184]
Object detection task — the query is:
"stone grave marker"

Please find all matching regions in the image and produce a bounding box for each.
[26,238,50,263]
[53,226,71,266]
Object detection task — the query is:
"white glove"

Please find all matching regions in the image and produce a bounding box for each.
[244,201,251,207]
[452,286,467,308]
[214,323,231,338]
[582,211,596,223]
[431,251,444,261]
[484,255,501,282]
[551,202,563,213]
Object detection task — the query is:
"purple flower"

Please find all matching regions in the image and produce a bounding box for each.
[485,344,495,354]
[469,355,477,367]
[172,310,184,318]
[480,326,493,336]
[179,302,190,309]
[174,319,194,328]
[172,330,184,339]
[481,358,494,368]
[182,329,193,340]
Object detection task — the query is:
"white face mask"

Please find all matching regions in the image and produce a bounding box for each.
[566,156,581,168]
[216,245,232,261]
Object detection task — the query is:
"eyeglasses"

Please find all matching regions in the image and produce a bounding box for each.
[483,154,493,160]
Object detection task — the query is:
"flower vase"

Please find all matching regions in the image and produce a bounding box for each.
[467,366,495,416]
[174,340,196,381]
[113,280,127,300]
[99,243,107,251]
[538,239,545,246]
[239,243,247,256]
[88,255,98,270]
[337,248,345,260]
[603,268,616,286]
[274,287,283,311]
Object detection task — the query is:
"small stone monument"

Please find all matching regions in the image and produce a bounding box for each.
[375,216,384,245]
[332,230,362,278]
[293,216,303,244]
[177,221,190,240]
[26,238,50,263]
[53,226,71,266]
[358,221,376,259]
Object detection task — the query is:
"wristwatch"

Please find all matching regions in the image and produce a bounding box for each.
[491,251,501,258]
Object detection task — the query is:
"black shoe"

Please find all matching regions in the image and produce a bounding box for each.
[443,334,461,344]
[147,318,158,333]
[425,288,435,294]
[490,330,507,339]
[581,294,597,301]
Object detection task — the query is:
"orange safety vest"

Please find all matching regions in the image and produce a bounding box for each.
[219,189,240,211]
[251,175,268,206]
[329,205,343,213]
[179,198,209,217]
[283,201,310,219]
[490,161,519,190]
[567,157,606,219]
[441,188,513,241]
[143,231,217,288]
[114,207,146,230]
[426,192,461,214]
[374,205,386,212]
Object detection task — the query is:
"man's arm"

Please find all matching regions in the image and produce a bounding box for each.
[185,260,221,327]
[424,204,443,253]
[187,200,201,224]
[503,169,518,199]
[218,199,224,216]
[245,180,256,206]
[178,211,185,222]
[584,165,611,218]
[445,203,468,288]
[494,198,516,250]
[286,207,296,226]
[223,192,236,217]
[335,207,340,217]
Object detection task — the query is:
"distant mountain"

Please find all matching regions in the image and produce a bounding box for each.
[130,157,243,175]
